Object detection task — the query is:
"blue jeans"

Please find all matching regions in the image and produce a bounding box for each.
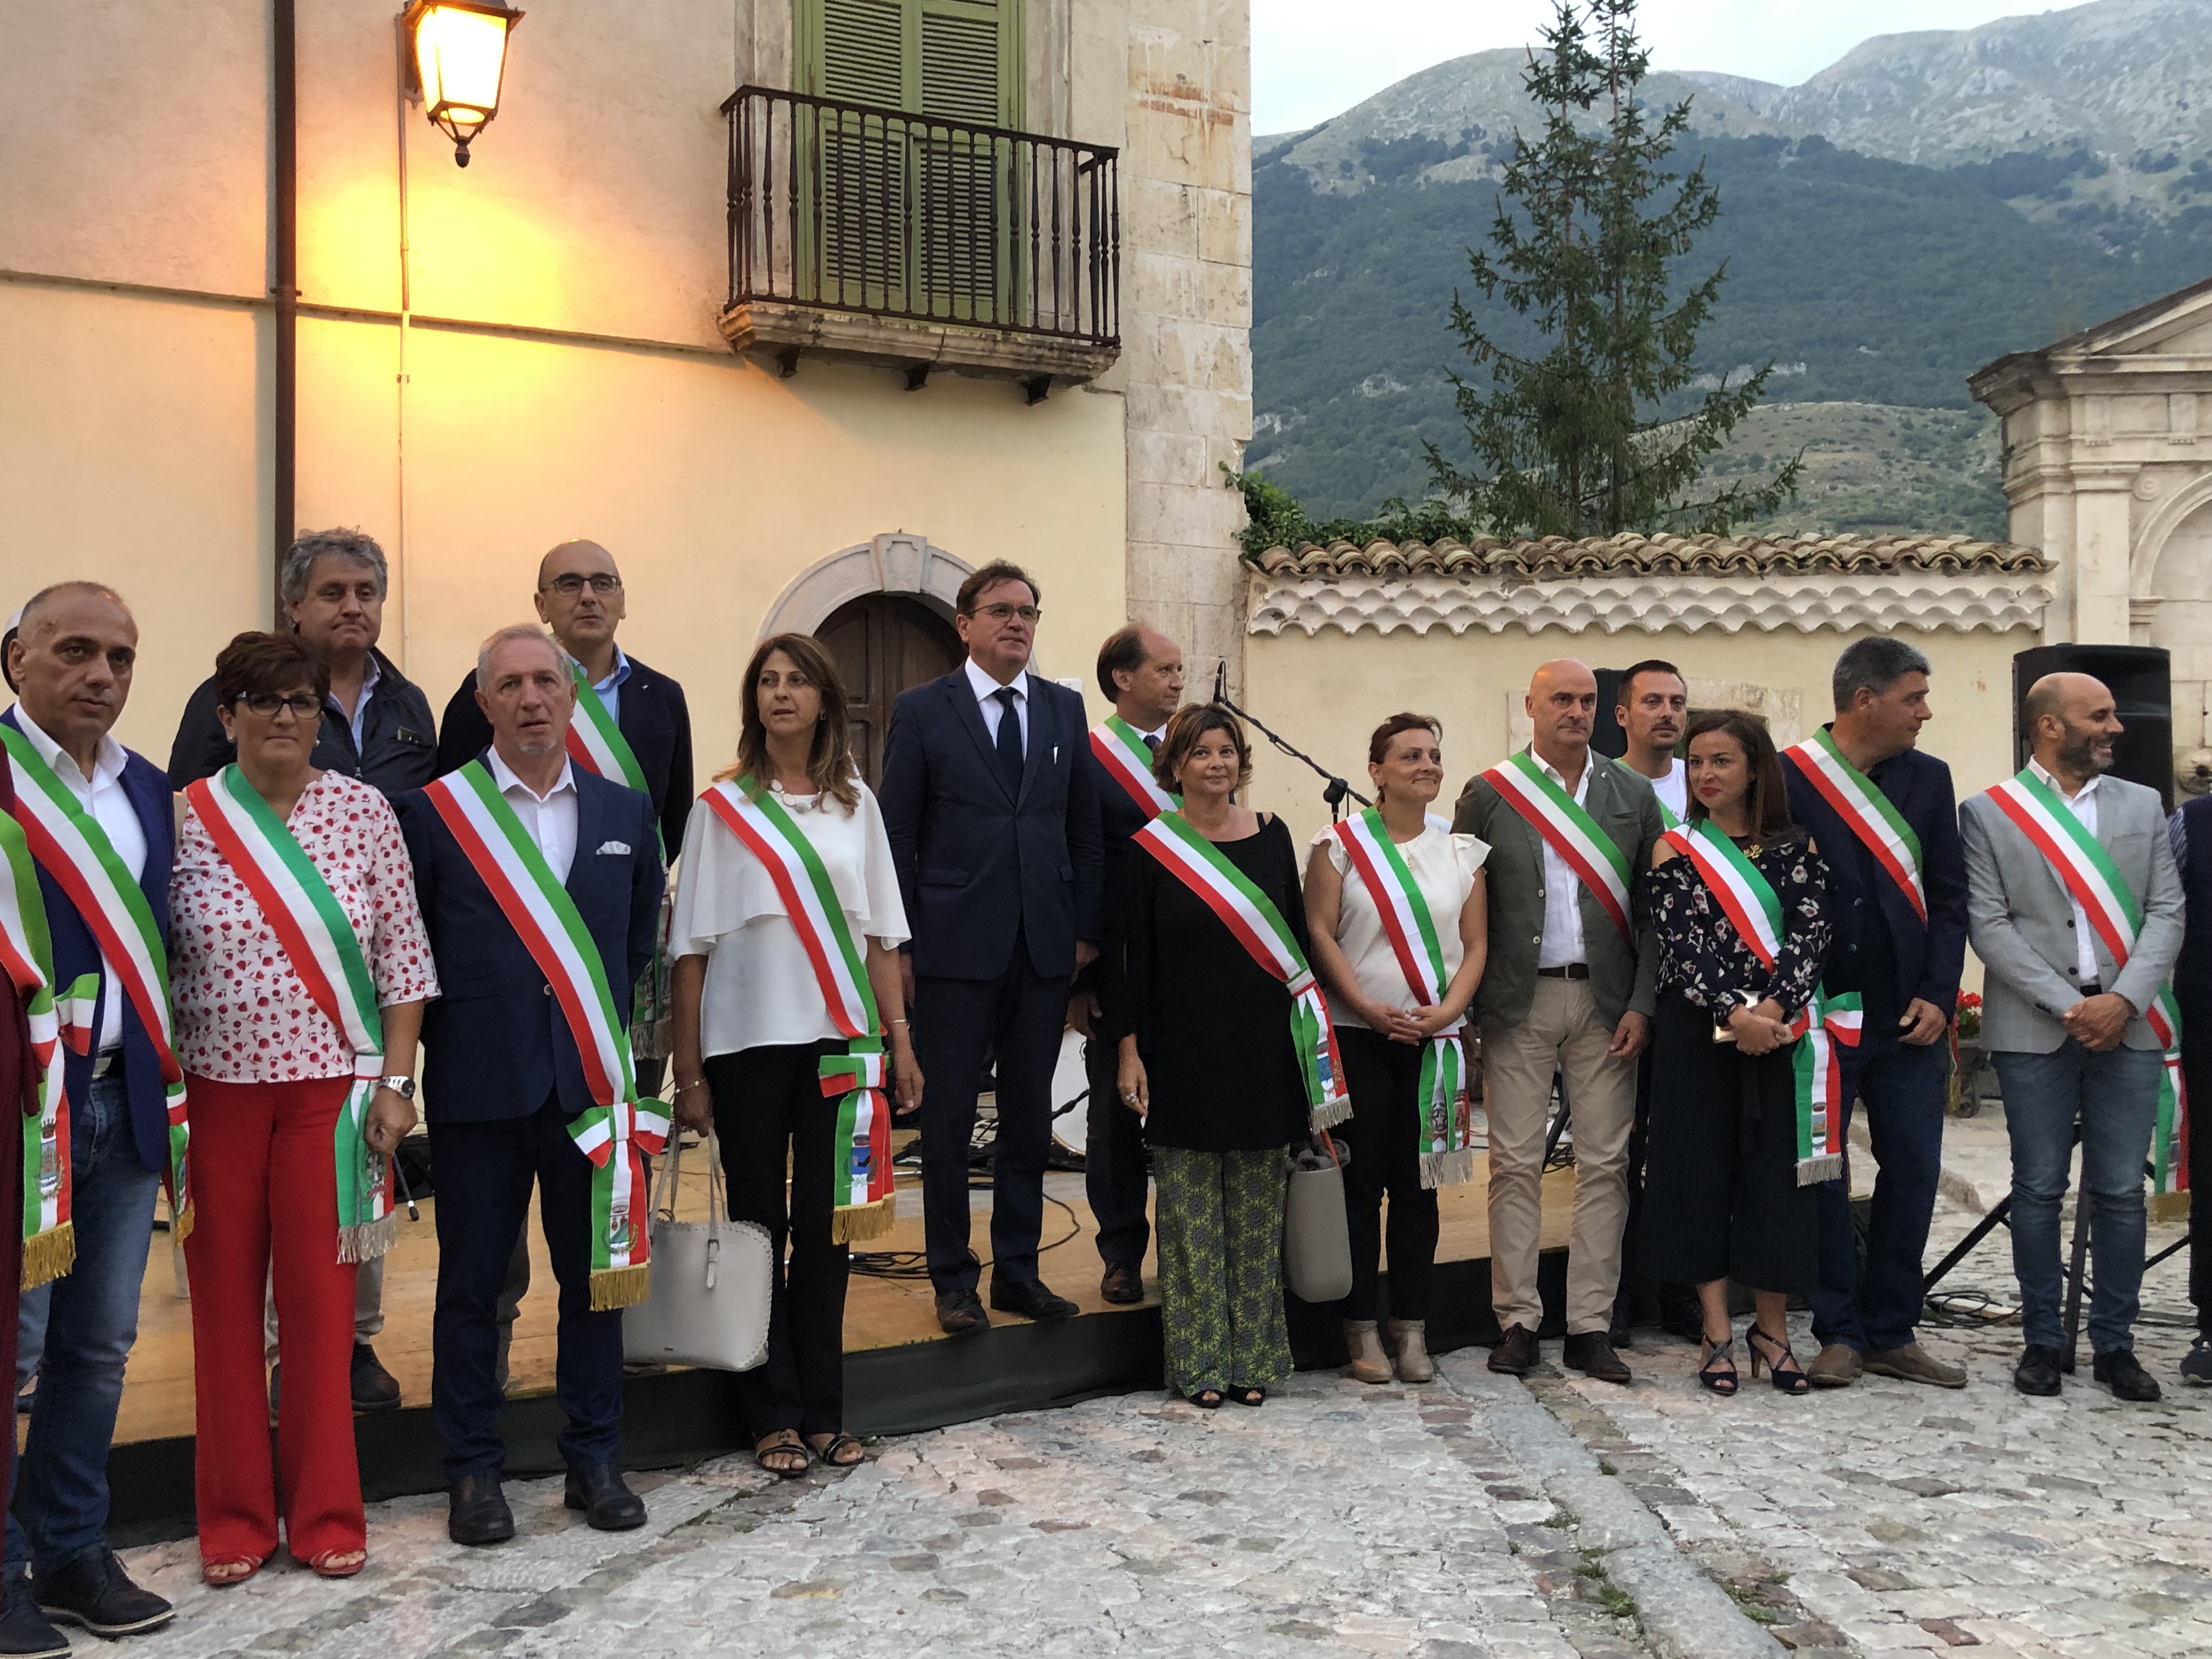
[8,1074,161,1575]
[1810,1035,1946,1353]
[1992,1041,2163,1355]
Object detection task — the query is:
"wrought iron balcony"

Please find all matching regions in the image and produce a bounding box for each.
[719,85,1121,394]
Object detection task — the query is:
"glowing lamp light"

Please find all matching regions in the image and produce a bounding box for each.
[402,1,523,168]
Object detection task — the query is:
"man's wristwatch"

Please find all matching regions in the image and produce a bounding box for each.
[377,1076,417,1099]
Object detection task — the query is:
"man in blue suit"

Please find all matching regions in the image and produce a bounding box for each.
[1782,637,1970,1390]
[3,583,176,1648]
[879,562,1104,1334]
[399,626,662,1547]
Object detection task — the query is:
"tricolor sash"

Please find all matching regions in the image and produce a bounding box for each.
[699,779,897,1243]
[1484,751,1633,945]
[0,720,191,1240]
[563,657,673,1059]
[1089,718,1178,817]
[1329,810,1471,1187]
[0,806,74,1287]
[1983,768,2189,1194]
[1784,730,1926,922]
[426,762,666,1308]
[185,768,394,1263]
[1135,812,1350,1130]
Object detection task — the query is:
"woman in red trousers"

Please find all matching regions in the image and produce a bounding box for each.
[171,632,434,1583]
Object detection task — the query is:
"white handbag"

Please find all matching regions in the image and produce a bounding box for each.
[622,1133,774,1373]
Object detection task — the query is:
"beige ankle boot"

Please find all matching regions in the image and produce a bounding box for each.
[1342,1320,1392,1384]
[1387,1319,1436,1384]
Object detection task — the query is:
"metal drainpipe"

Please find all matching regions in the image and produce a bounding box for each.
[272,0,298,625]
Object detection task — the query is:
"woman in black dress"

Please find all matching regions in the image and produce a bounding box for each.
[1641,710,1833,1396]
[1116,704,1316,1408]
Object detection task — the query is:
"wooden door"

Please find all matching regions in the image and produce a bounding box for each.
[817,593,962,787]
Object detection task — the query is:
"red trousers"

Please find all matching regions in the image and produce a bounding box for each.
[183,1075,364,1563]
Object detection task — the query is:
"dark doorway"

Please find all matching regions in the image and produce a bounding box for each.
[819,592,962,786]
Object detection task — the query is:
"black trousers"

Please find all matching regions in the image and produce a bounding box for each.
[1334,1026,1440,1323]
[914,927,1066,1293]
[1085,1030,1151,1271]
[1616,1046,1697,1329]
[429,1099,623,1480]
[2187,1040,2211,1336]
[1640,992,1816,1296]
[708,1041,850,1440]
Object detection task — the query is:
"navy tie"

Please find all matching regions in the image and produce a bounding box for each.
[994,686,1024,793]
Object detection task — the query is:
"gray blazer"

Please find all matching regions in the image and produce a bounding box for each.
[1960,773,2183,1054]
[1452,749,1662,1031]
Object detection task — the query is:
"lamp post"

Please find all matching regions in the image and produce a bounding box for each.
[400,0,523,167]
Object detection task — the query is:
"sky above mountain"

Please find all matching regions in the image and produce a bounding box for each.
[1254,0,2045,133]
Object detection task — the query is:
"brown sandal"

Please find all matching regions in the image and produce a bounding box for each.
[806,1432,866,1468]
[754,1430,810,1480]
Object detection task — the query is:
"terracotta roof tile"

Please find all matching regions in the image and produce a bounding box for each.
[1251,532,2049,579]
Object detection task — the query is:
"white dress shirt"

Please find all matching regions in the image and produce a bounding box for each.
[2029,758,2103,990]
[487,749,579,884]
[14,708,146,1053]
[1648,758,1688,824]
[1534,751,1593,970]
[965,658,1029,756]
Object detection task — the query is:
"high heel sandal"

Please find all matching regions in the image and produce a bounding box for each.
[1697,1334,1739,1396]
[1746,1324,1811,1395]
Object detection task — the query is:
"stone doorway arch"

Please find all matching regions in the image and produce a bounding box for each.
[756,532,972,639]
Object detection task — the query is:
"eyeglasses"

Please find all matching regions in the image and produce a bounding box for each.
[238,692,324,720]
[541,574,623,597]
[969,603,1042,624]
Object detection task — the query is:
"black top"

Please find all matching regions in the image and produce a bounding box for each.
[1122,814,1312,1153]
[1644,830,1833,1019]
[166,647,437,799]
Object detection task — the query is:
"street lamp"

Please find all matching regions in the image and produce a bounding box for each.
[401,0,523,167]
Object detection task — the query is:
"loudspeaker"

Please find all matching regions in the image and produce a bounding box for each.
[2011,644,2174,810]
[1592,667,1627,759]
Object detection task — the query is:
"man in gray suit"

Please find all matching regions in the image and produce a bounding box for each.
[1454,659,1662,1385]
[1962,672,2183,1403]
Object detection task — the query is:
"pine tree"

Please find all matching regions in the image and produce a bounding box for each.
[1425,0,1801,539]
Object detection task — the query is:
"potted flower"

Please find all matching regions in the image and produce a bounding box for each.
[1948,992,1991,1116]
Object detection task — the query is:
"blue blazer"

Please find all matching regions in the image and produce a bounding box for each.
[1,709,175,1176]
[878,669,1103,981]
[1079,739,1159,1040]
[1783,732,1967,1028]
[397,761,663,1124]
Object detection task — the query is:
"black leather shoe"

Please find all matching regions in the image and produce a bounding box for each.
[2182,1334,2212,1386]
[351,1342,402,1414]
[1562,1331,1633,1385]
[34,1547,172,1637]
[448,1472,516,1545]
[564,1463,647,1531]
[2094,1347,2162,1402]
[1606,1313,1633,1350]
[935,1288,991,1335]
[1100,1264,1144,1305]
[989,1278,1079,1321]
[1488,1323,1538,1375]
[2015,1343,2064,1397]
[0,1578,68,1659]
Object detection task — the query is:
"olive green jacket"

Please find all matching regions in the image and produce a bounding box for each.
[1451,748,1662,1031]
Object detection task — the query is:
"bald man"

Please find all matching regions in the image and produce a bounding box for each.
[1963,673,2183,1403]
[1452,659,1663,1385]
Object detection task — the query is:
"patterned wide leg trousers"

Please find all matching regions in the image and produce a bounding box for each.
[1153,1144,1293,1397]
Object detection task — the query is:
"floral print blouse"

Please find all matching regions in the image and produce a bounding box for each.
[171,771,438,1082]
[1643,829,1833,1019]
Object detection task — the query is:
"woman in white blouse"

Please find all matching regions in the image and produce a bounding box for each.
[668,634,919,1479]
[1304,713,1489,1385]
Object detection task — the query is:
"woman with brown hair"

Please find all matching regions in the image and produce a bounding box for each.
[1641,710,1835,1396]
[667,634,919,1476]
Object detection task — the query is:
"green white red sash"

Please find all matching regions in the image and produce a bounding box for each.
[185,768,394,1263]
[563,655,673,1057]
[0,806,76,1287]
[1784,730,1926,922]
[1662,819,1860,1183]
[1984,768,2188,1193]
[699,778,896,1243]
[1329,810,1471,1187]
[1090,717,1178,816]
[1484,751,1633,944]
[426,761,667,1308]
[0,720,192,1239]
[1134,812,1350,1130]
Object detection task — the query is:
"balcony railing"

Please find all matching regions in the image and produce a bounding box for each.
[720,86,1120,383]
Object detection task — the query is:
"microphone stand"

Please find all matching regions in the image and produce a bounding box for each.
[1211,664,1370,822]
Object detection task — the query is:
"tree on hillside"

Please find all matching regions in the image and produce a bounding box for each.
[1427,0,1801,538]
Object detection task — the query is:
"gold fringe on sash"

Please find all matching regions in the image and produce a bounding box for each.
[589,1262,653,1312]
[830,1195,896,1246]
[337,1211,398,1266]
[1795,1152,1845,1188]
[2149,1190,2191,1225]
[1310,1097,1352,1132]
[20,1221,74,1291]
[1418,1148,1476,1192]
[171,1204,194,1246]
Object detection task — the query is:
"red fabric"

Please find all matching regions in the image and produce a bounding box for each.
[183,1074,363,1564]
